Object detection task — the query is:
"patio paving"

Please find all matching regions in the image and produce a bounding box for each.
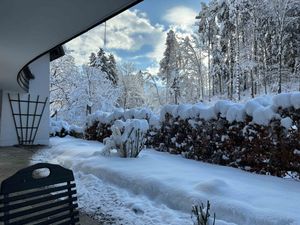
[0,145,102,225]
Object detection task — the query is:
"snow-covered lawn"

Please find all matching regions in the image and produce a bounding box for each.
[32,137,300,225]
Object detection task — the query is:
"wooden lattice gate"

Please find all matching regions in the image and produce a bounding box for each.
[8,94,48,145]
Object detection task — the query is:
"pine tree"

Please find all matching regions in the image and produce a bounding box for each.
[107,54,118,85]
[159,30,181,104]
[89,48,118,85]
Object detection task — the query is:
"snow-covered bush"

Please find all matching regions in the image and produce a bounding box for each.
[50,119,83,138]
[50,119,70,137]
[85,108,159,142]
[69,125,84,138]
[103,119,149,158]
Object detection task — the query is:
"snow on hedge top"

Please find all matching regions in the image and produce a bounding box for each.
[87,92,300,127]
[87,107,159,128]
[273,92,300,109]
[69,125,84,134]
[50,119,83,134]
[113,119,149,133]
[160,92,300,126]
[50,119,70,134]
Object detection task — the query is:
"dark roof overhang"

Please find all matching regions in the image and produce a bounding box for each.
[50,46,65,62]
[0,0,142,92]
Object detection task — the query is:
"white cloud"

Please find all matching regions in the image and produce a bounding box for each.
[163,6,198,32]
[64,7,198,71]
[146,64,160,75]
[65,10,165,66]
[146,30,167,65]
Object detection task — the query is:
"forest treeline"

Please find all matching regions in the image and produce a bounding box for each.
[159,0,300,104]
[50,0,300,125]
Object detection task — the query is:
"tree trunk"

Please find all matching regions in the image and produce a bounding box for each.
[236,7,241,101]
[208,24,211,101]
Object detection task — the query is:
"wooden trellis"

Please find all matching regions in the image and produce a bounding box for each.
[8,94,48,145]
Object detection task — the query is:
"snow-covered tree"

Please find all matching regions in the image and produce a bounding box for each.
[50,54,121,125]
[78,65,121,115]
[118,63,146,109]
[89,48,118,85]
[159,30,181,104]
[50,54,79,120]
[194,0,300,100]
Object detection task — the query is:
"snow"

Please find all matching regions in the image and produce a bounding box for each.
[85,92,300,130]
[87,108,157,127]
[281,117,293,129]
[148,114,160,129]
[177,104,193,119]
[244,99,265,117]
[191,103,217,121]
[32,137,300,225]
[252,106,278,126]
[293,149,300,156]
[50,119,70,134]
[113,119,149,133]
[160,104,178,120]
[273,92,300,110]
[69,124,84,133]
[226,104,246,123]
[273,93,292,109]
[86,111,112,126]
[160,93,300,126]
[214,100,234,117]
[103,119,149,157]
[290,92,300,109]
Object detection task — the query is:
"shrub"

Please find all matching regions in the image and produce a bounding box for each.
[50,119,70,137]
[103,119,149,158]
[191,201,216,225]
[69,125,84,138]
[50,119,83,138]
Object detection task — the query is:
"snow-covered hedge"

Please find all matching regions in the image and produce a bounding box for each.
[50,119,83,138]
[83,93,300,179]
[85,108,159,142]
[147,93,300,180]
[103,119,149,157]
[159,93,300,126]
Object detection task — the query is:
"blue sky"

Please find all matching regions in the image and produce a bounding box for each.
[66,0,202,74]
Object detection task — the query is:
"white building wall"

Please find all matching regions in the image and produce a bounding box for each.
[0,54,50,146]
[28,54,50,145]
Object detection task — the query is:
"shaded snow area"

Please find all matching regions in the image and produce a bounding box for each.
[32,137,300,225]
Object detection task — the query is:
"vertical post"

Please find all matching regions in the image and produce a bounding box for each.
[32,97,48,144]
[25,94,30,144]
[8,94,20,144]
[29,95,39,144]
[17,94,23,144]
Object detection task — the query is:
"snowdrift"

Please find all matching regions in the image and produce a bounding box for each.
[32,137,300,225]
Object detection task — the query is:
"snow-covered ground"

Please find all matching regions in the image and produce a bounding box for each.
[32,137,300,225]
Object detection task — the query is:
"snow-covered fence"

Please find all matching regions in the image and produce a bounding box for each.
[103,119,149,157]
